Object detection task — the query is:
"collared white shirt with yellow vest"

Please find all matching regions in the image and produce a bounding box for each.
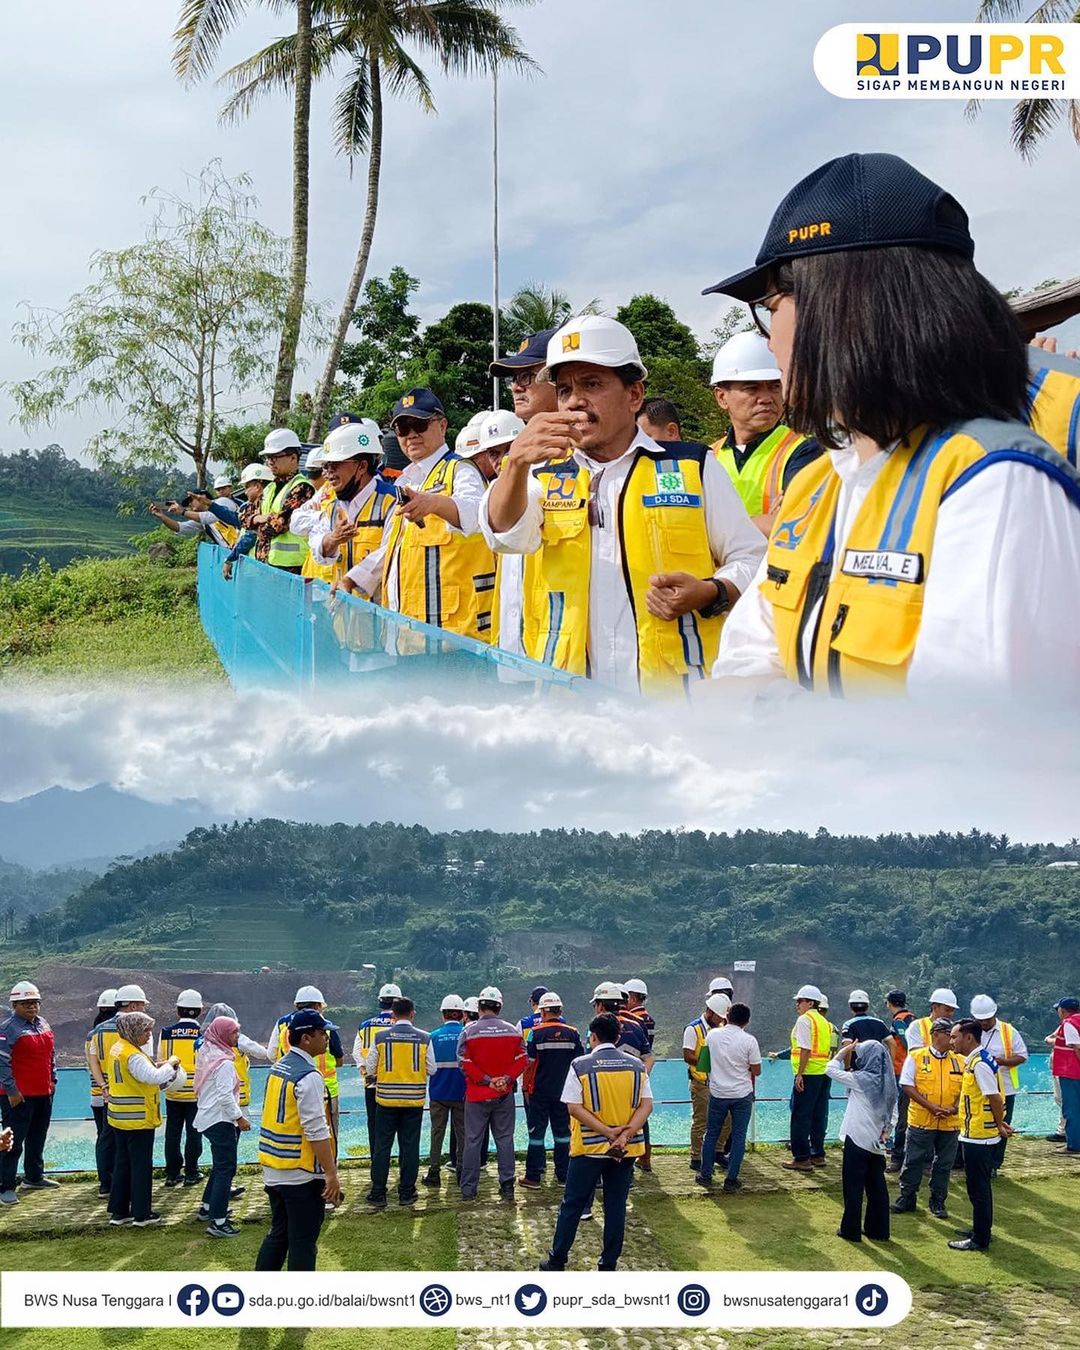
[480,429,764,695]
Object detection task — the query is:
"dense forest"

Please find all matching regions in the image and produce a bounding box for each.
[0,445,194,510]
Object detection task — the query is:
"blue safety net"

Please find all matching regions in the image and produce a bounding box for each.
[198,545,588,697]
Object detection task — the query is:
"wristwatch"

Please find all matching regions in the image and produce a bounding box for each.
[698,578,732,620]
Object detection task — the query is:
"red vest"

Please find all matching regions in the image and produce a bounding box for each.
[0,1017,55,1096]
[1051,1013,1080,1080]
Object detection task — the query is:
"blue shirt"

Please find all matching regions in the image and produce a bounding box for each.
[428,1021,466,1101]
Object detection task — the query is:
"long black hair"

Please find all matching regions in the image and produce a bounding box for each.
[778,246,1028,447]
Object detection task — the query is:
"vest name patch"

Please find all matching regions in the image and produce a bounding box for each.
[541,498,586,511]
[841,548,924,583]
[642,493,702,508]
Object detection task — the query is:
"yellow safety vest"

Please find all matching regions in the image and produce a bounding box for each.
[381,453,495,641]
[258,1052,332,1173]
[86,1025,115,1106]
[905,1047,965,1131]
[959,1049,1003,1141]
[305,480,395,586]
[685,1016,709,1083]
[569,1046,647,1158]
[914,1015,933,1050]
[235,1048,251,1109]
[523,448,723,696]
[764,419,1080,695]
[713,424,813,517]
[106,1042,162,1131]
[1027,350,1080,467]
[371,1023,430,1108]
[261,474,311,569]
[357,1012,395,1082]
[991,1020,1021,1091]
[301,486,339,584]
[276,1017,339,1098]
[790,1010,831,1075]
[159,1023,200,1102]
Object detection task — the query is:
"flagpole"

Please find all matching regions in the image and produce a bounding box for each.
[492,66,501,409]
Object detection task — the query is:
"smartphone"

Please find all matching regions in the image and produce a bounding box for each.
[396,484,425,529]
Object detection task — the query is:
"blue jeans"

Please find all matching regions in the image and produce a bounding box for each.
[1061,1076,1080,1151]
[700,1093,753,1182]
[525,1096,570,1182]
[201,1121,238,1221]
[548,1155,636,1270]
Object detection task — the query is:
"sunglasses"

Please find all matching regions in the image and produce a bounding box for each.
[394,418,435,437]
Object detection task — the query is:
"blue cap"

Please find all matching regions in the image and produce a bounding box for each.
[327,411,365,432]
[530,985,548,1004]
[1055,996,1080,1011]
[290,1009,329,1035]
[704,153,975,303]
[391,388,444,424]
[490,328,561,376]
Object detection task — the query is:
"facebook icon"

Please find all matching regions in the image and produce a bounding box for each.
[178,1284,210,1317]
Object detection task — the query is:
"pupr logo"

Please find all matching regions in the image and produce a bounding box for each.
[856,33,899,76]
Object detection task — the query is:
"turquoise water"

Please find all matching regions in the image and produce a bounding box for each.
[41,1058,1056,1173]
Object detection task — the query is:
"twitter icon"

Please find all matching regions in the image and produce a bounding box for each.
[514,1284,548,1317]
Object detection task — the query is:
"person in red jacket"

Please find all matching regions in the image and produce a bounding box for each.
[456,986,528,1202]
[0,980,58,1205]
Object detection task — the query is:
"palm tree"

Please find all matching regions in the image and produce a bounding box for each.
[213,1,537,440]
[971,0,1080,159]
[174,0,315,423]
[500,283,601,339]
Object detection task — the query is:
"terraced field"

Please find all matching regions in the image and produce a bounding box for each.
[0,502,139,576]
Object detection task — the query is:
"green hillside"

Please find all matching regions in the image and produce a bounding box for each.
[0,500,140,576]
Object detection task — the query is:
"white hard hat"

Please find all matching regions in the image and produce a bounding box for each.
[115,984,147,1003]
[463,996,480,1013]
[9,981,40,1002]
[818,994,830,1011]
[710,331,782,385]
[624,978,649,997]
[240,462,274,485]
[706,993,731,1017]
[97,988,118,1009]
[176,989,203,1008]
[546,316,648,380]
[440,994,465,1012]
[538,992,563,1010]
[261,427,302,457]
[454,415,484,456]
[970,994,998,1018]
[930,988,959,1009]
[848,989,871,1005]
[294,985,325,1005]
[592,981,624,1002]
[461,410,525,459]
[708,977,734,995]
[478,986,503,1005]
[303,446,326,471]
[323,420,382,463]
[212,473,235,490]
[795,985,824,1001]
[379,983,402,1000]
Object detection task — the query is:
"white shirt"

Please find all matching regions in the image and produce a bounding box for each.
[125,1050,185,1092]
[290,486,331,540]
[195,511,234,548]
[959,1053,1003,1143]
[346,445,486,603]
[239,1032,270,1063]
[705,1024,761,1098]
[1065,1022,1080,1047]
[261,1047,333,1187]
[480,430,765,694]
[979,1020,1028,1097]
[825,1055,895,1153]
[362,1021,435,1081]
[495,553,526,662]
[714,447,1080,691]
[682,1021,708,1054]
[792,1014,816,1052]
[193,1056,243,1132]
[307,479,379,565]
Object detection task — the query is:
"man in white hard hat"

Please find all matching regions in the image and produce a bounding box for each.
[86,988,118,1197]
[521,992,583,1190]
[85,981,151,1187]
[949,1018,1013,1251]
[457,986,528,1201]
[354,983,402,1161]
[683,992,731,1171]
[784,985,832,1172]
[482,315,764,695]
[304,419,394,586]
[268,987,345,1147]
[158,990,205,1188]
[907,990,961,1052]
[254,428,315,572]
[970,995,1027,1173]
[222,464,275,580]
[364,997,434,1208]
[340,388,496,643]
[424,994,468,1189]
[622,979,656,1170]
[0,982,57,1205]
[708,331,822,534]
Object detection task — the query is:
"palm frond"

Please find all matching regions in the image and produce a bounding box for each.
[973,0,1029,17]
[1025,0,1080,17]
[332,60,372,158]
[409,1,540,76]
[1011,95,1065,159]
[173,0,252,84]
[1071,97,1080,146]
[217,25,341,122]
[378,37,436,109]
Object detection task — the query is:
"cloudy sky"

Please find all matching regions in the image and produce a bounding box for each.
[2,0,1079,459]
[2,683,1079,847]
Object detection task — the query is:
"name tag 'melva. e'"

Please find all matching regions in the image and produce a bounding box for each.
[841,549,924,582]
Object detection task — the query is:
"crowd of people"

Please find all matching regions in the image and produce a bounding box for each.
[1,974,1077,1273]
[152,151,1080,697]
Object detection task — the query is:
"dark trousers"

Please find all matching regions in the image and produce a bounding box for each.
[109,1128,156,1221]
[898,1126,959,1206]
[789,1074,830,1160]
[892,1089,908,1162]
[839,1137,890,1240]
[525,1096,571,1183]
[256,1180,326,1271]
[700,1093,753,1183]
[460,1095,516,1196]
[963,1142,995,1248]
[164,1099,202,1180]
[549,1155,636,1271]
[364,1084,378,1159]
[0,1094,54,1190]
[200,1121,238,1221]
[369,1105,423,1201]
[92,1105,115,1192]
[428,1099,464,1171]
[992,1096,1015,1169]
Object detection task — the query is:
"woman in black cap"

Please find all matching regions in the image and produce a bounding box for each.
[708,152,1080,696]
